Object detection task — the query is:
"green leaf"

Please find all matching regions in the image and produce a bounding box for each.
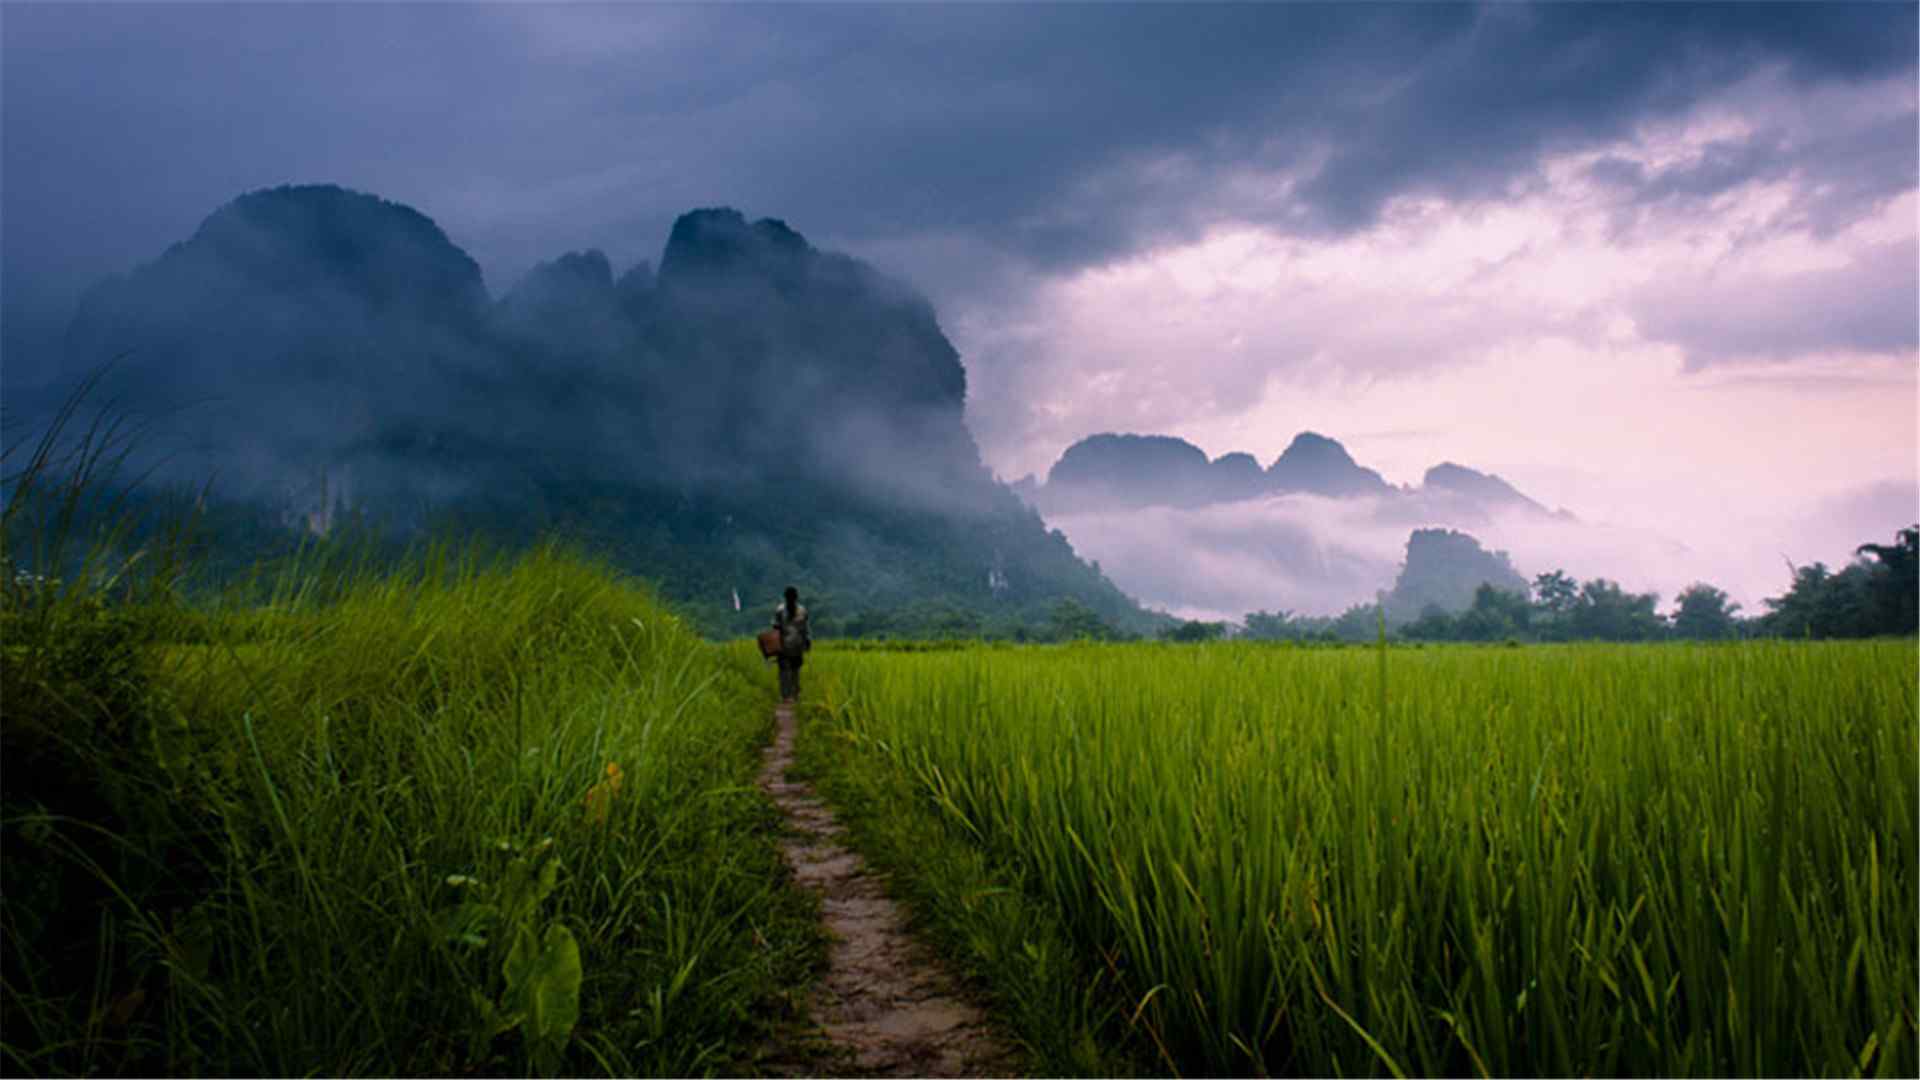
[532,854,561,908]
[525,924,582,1077]
[528,924,583,1039]
[503,924,539,997]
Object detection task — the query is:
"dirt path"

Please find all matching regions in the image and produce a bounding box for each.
[756,702,1021,1078]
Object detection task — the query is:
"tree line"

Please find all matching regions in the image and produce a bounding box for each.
[1235,525,1918,645]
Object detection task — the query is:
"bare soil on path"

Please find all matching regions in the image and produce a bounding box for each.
[755,702,1021,1078]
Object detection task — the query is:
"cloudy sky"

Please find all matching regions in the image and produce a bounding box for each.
[4,1,1915,608]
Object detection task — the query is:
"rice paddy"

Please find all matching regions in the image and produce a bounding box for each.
[5,524,1913,1076]
[802,639,1918,1077]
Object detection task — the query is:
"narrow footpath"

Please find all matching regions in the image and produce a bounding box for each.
[755,702,1020,1078]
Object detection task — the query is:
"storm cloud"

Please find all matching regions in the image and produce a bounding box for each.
[6,4,1911,353]
[4,2,1913,594]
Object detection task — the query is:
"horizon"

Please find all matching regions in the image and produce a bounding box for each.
[4,2,1914,616]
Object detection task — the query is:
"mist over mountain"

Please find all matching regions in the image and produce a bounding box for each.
[25,184,1865,638]
[35,184,1150,637]
[646,209,985,504]
[1043,492,1555,625]
[1026,429,1560,521]
[57,186,499,502]
[496,249,625,348]
[1022,430,1727,624]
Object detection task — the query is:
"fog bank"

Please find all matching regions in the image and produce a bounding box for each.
[1046,481,1918,624]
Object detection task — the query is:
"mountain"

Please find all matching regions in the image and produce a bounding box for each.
[1045,434,1214,510]
[496,249,621,338]
[1208,452,1267,503]
[1381,528,1530,622]
[1421,462,1550,515]
[1018,430,1582,623]
[1023,429,1568,524]
[60,185,506,503]
[66,185,492,365]
[45,185,1156,639]
[645,208,984,502]
[1266,431,1394,497]
[1035,430,1404,514]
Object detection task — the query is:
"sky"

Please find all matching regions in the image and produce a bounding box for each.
[3,1,1916,611]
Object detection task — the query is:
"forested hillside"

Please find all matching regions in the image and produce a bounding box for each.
[29,185,1158,638]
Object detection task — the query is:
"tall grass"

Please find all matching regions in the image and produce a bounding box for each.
[1,394,814,1075]
[4,539,817,1075]
[807,640,1918,1077]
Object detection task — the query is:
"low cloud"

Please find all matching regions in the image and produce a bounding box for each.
[1048,494,1405,620]
[1042,475,1918,625]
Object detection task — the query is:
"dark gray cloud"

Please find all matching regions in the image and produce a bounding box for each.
[1586,92,1916,244]
[1292,3,1915,229]
[4,1,1913,387]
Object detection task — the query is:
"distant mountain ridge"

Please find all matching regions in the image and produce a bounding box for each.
[47,184,1155,638]
[1268,432,1395,498]
[1023,430,1567,520]
[1421,462,1549,514]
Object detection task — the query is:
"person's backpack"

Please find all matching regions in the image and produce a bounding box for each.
[777,605,809,657]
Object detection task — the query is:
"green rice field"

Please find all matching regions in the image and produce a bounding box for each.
[802,639,1918,1077]
[5,528,1914,1075]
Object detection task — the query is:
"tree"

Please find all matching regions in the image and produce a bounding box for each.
[1856,525,1919,635]
[838,608,896,638]
[1047,597,1116,642]
[1569,579,1666,641]
[1672,583,1740,640]
[1400,604,1458,641]
[1242,610,1301,641]
[1530,569,1579,641]
[912,601,983,639]
[1755,527,1919,640]
[1532,569,1577,613]
[1761,560,1878,639]
[1457,584,1532,641]
[1327,602,1384,643]
[1162,619,1226,643]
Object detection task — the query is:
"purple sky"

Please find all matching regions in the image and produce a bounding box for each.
[4,2,1914,609]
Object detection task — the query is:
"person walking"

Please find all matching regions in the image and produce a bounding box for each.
[772,586,811,703]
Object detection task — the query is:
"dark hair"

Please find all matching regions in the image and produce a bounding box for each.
[784,586,798,617]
